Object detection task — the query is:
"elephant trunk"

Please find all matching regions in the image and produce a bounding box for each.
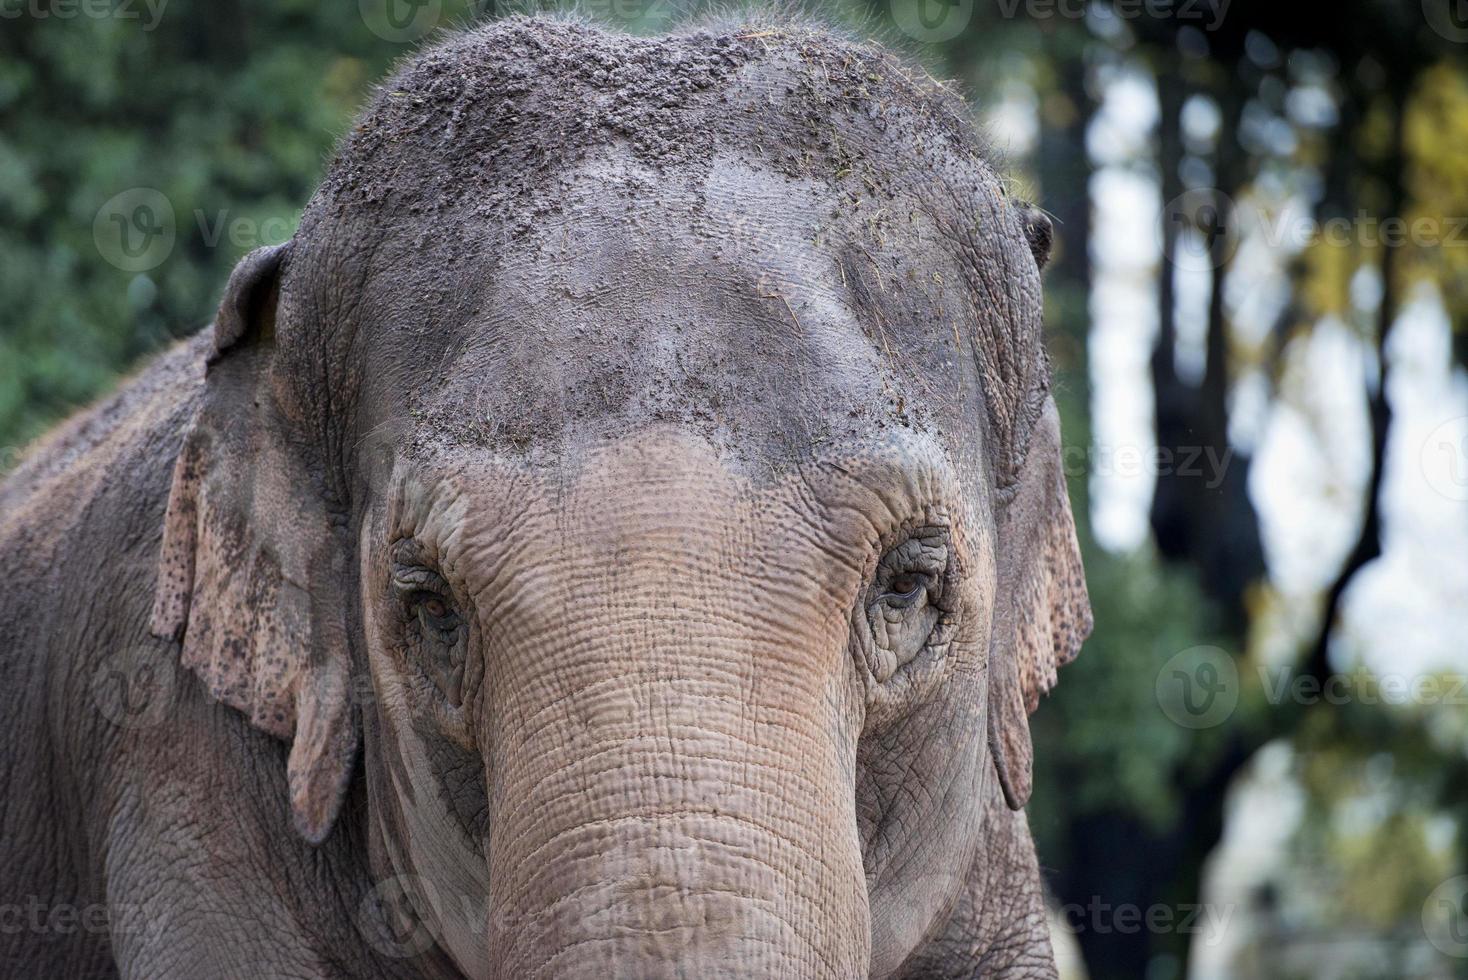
[479,630,871,978]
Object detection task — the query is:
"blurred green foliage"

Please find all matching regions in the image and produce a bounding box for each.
[0,2,466,446]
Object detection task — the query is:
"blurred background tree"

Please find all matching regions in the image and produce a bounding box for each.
[2,1,1465,977]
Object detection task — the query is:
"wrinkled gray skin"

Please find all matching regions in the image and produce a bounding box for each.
[0,17,1090,980]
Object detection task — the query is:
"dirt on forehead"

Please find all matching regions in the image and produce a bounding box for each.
[291,14,1048,491]
[304,14,995,228]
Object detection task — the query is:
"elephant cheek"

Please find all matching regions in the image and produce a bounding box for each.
[361,599,494,976]
[864,759,989,977]
[859,660,993,977]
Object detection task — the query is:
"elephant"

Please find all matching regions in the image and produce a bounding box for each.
[0,14,1090,980]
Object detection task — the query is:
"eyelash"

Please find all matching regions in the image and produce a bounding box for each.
[387,549,470,709]
[409,589,452,620]
[874,530,949,610]
[391,562,463,636]
[882,572,929,607]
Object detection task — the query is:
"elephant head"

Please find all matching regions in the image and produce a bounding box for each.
[149,17,1089,979]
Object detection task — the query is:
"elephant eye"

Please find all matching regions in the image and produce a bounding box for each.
[390,560,464,639]
[388,555,468,707]
[882,573,928,608]
[874,529,948,612]
[863,528,953,685]
[410,590,462,633]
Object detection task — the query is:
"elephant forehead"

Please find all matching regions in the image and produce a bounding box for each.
[401,149,985,471]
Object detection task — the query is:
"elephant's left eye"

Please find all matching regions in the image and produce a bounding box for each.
[883,573,928,607]
[409,590,462,635]
[390,561,464,638]
[418,593,449,620]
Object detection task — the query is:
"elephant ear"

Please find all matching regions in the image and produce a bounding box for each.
[1018,202,1054,269]
[150,242,358,845]
[987,398,1091,810]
